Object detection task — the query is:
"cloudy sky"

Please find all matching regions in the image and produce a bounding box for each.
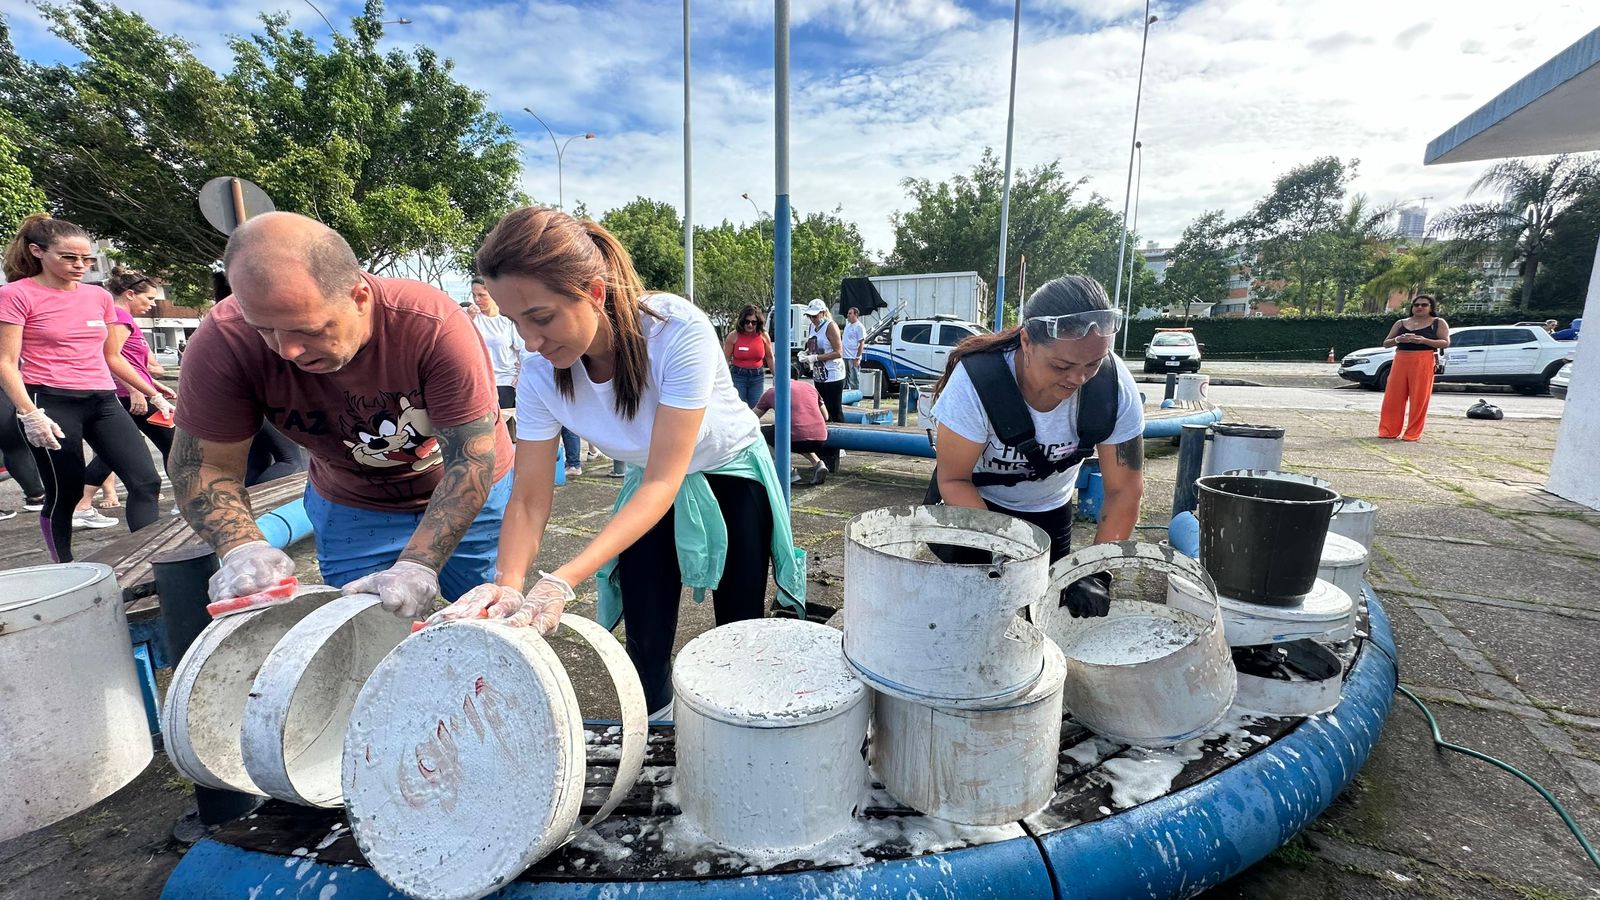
[7,0,1597,255]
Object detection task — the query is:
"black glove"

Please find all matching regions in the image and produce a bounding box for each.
[1060,571,1112,618]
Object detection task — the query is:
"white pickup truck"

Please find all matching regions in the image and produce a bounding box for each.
[1338,324,1576,395]
[858,315,987,389]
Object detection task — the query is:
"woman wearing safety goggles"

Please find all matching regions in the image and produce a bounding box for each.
[925,275,1146,618]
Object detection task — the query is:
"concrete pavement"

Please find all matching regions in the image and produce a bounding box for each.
[2,396,1597,899]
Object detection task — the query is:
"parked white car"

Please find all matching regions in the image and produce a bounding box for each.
[1338,324,1575,395]
[1143,330,1204,373]
[1549,361,1573,400]
[151,347,181,369]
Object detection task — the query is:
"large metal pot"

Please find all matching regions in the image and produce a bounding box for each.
[0,563,153,840]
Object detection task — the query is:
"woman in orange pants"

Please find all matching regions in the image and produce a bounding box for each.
[1378,295,1451,441]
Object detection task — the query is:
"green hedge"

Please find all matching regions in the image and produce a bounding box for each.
[1122,310,1579,361]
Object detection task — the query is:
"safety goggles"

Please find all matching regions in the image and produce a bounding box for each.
[1025,308,1123,340]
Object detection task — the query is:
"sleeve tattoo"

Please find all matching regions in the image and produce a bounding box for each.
[1113,436,1144,471]
[399,411,499,571]
[169,430,262,550]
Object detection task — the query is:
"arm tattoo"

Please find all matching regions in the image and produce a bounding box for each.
[169,430,262,551]
[1113,436,1144,472]
[400,411,499,571]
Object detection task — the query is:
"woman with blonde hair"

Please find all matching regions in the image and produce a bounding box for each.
[432,207,805,718]
[0,215,173,560]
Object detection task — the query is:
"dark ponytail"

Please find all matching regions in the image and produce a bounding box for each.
[105,265,162,299]
[4,214,90,282]
[934,275,1112,392]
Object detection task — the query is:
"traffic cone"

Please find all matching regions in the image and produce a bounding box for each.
[1327,347,1336,364]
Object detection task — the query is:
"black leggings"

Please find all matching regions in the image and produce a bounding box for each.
[615,473,774,711]
[816,377,845,423]
[84,397,174,486]
[25,387,161,562]
[0,390,44,499]
[246,422,306,487]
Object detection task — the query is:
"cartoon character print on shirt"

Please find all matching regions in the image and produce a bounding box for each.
[341,393,442,473]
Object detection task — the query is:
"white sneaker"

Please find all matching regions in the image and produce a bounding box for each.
[72,508,118,529]
[22,497,44,512]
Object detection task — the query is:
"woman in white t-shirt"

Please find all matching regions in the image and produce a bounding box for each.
[802,299,846,422]
[433,207,806,717]
[928,275,1145,618]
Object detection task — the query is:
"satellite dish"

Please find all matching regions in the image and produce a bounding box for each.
[198,177,275,236]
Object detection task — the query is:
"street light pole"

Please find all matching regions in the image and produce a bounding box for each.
[522,107,594,209]
[1111,2,1157,358]
[683,0,695,299]
[1123,141,1144,335]
[742,192,772,303]
[994,0,1022,333]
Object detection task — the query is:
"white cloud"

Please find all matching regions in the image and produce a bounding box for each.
[11,0,1599,259]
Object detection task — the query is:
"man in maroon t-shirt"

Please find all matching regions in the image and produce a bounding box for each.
[171,212,513,618]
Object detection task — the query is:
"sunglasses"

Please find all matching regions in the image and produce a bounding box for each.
[51,252,96,266]
[742,319,759,325]
[1026,308,1124,340]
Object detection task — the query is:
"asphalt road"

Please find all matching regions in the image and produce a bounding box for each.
[1206,384,1568,419]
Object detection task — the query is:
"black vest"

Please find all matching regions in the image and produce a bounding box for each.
[954,349,1120,488]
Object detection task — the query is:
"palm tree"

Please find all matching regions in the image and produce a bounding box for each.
[1328,194,1396,314]
[1429,154,1600,312]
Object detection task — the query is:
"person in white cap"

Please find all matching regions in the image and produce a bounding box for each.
[801,298,846,423]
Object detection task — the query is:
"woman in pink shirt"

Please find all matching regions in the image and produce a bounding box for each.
[75,266,176,522]
[0,215,173,562]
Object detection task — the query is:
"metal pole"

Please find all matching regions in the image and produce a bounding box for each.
[1112,2,1156,359]
[1124,141,1144,322]
[774,0,792,507]
[1173,423,1208,516]
[154,546,261,831]
[522,107,564,208]
[683,0,695,299]
[994,0,1022,334]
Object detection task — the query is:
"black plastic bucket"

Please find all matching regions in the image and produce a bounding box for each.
[1196,474,1342,607]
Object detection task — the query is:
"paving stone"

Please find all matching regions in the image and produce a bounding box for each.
[1439,599,1600,720]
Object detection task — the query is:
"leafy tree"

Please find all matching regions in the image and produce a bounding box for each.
[1430,153,1600,312]
[1159,210,1234,313]
[1531,176,1600,311]
[694,221,769,329]
[887,149,1143,315]
[2,0,521,302]
[1358,243,1483,312]
[791,208,875,307]
[1325,195,1395,314]
[0,122,47,235]
[1233,157,1356,312]
[600,197,685,294]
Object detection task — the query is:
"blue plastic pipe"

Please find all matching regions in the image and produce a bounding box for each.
[255,499,312,549]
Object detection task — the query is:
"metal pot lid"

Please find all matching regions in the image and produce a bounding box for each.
[1320,532,1368,568]
[343,620,586,900]
[0,563,116,633]
[676,618,866,727]
[1231,639,1343,717]
[1169,575,1353,647]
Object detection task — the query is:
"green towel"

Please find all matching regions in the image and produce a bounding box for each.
[594,442,807,630]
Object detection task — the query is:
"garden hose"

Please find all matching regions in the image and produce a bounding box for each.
[1396,684,1600,874]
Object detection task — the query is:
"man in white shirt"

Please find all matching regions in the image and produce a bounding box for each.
[841,306,867,393]
[470,277,526,422]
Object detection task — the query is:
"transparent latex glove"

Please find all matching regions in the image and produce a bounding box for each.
[18,408,65,450]
[344,560,441,619]
[149,394,174,417]
[208,540,296,607]
[426,572,572,634]
[426,582,525,626]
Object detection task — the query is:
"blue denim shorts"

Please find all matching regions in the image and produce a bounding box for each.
[303,472,512,602]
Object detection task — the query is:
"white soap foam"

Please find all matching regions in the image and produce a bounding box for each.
[1067,615,1198,666]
